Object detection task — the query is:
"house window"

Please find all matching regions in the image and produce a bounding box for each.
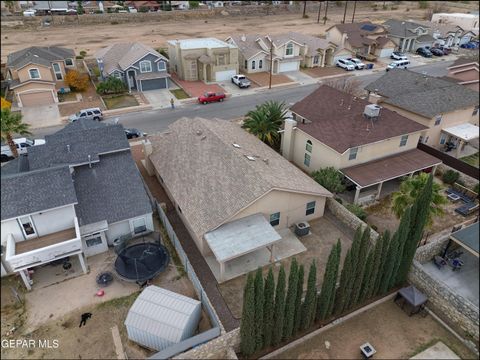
[131,217,147,234]
[349,147,358,160]
[270,212,280,227]
[245,60,248,69]
[259,60,263,69]
[286,43,294,56]
[52,63,63,80]
[65,58,74,67]
[439,134,447,145]
[19,216,36,237]
[113,72,122,79]
[304,153,311,167]
[217,54,225,66]
[190,61,197,78]
[399,135,409,147]
[139,60,152,73]
[252,60,256,70]
[306,201,316,216]
[85,234,103,247]
[434,115,442,126]
[157,61,166,71]
[473,106,479,116]
[305,140,312,153]
[29,68,40,79]
[313,55,319,64]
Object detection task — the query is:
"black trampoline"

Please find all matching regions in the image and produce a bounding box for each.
[114,243,170,282]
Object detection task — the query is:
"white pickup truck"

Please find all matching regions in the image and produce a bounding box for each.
[1,138,45,162]
[231,74,251,88]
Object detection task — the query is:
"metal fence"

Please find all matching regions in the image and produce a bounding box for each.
[149,202,221,359]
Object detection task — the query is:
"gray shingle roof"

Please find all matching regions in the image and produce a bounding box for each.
[365,69,479,118]
[148,117,331,240]
[1,166,77,220]
[383,19,430,38]
[7,46,75,70]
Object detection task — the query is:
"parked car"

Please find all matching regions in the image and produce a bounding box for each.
[68,108,104,122]
[386,59,410,71]
[416,47,432,58]
[124,128,146,139]
[198,92,226,104]
[460,42,478,49]
[346,58,366,70]
[390,51,407,60]
[437,46,451,55]
[231,74,251,88]
[430,48,444,56]
[23,9,36,16]
[1,138,46,162]
[336,58,355,71]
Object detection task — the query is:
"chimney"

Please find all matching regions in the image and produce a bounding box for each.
[281,118,297,161]
[368,92,383,104]
[241,34,246,42]
[142,139,155,176]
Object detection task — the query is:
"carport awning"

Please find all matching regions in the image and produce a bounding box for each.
[341,149,441,188]
[450,222,479,257]
[136,72,171,80]
[204,213,282,263]
[442,123,480,142]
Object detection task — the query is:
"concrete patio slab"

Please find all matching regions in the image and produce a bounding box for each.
[410,341,460,359]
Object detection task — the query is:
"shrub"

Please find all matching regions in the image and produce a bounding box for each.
[418,0,429,9]
[76,55,84,60]
[92,66,101,78]
[111,21,119,25]
[335,0,343,7]
[345,203,367,221]
[391,6,398,10]
[80,50,87,57]
[302,14,309,18]
[373,8,378,11]
[382,5,387,10]
[406,7,410,11]
[96,76,126,95]
[156,48,169,59]
[139,6,148,12]
[335,197,343,204]
[371,224,378,231]
[65,70,89,92]
[474,183,479,195]
[312,167,346,194]
[189,0,200,8]
[442,170,460,185]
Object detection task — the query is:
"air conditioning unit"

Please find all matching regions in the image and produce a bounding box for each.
[294,221,310,236]
[364,104,381,119]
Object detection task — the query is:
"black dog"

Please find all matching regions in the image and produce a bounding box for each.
[79,312,92,327]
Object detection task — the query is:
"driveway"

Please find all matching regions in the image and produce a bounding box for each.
[143,89,175,110]
[284,70,315,84]
[218,78,258,96]
[22,104,61,128]
[247,72,294,87]
[170,74,225,98]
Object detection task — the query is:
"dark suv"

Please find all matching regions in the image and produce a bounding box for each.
[416,47,432,58]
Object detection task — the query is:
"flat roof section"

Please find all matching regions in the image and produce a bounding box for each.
[341,149,442,188]
[167,38,236,50]
[451,222,479,257]
[204,213,282,263]
[442,123,480,142]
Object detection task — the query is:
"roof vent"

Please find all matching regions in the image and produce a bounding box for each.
[196,130,203,136]
[232,143,241,148]
[66,144,70,152]
[263,158,269,165]
[241,34,246,42]
[364,104,381,120]
[201,136,207,141]
[33,54,39,58]
[245,155,256,161]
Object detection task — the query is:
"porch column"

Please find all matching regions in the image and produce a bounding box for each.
[409,172,414,178]
[456,140,464,158]
[19,270,32,291]
[320,51,325,67]
[220,261,225,282]
[78,253,88,274]
[353,186,361,204]
[203,63,207,82]
[400,39,405,53]
[376,182,383,200]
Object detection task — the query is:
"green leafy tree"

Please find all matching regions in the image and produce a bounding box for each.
[317,240,341,320]
[283,259,299,340]
[254,268,264,351]
[311,167,346,194]
[189,0,200,8]
[442,170,460,185]
[1,109,31,158]
[391,172,447,227]
[240,273,256,356]
[263,268,275,348]
[349,228,371,307]
[272,266,286,346]
[293,264,304,335]
[77,1,84,14]
[301,261,317,329]
[389,206,412,289]
[96,76,127,95]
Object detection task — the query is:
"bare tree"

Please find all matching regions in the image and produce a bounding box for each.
[323,77,363,97]
[317,1,322,23]
[302,1,307,18]
[351,0,357,23]
[323,1,329,25]
[342,1,348,24]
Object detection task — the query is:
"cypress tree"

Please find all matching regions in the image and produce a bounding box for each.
[373,231,391,296]
[293,264,304,335]
[318,240,342,319]
[389,206,412,289]
[350,227,371,307]
[379,231,399,294]
[240,273,256,356]
[359,248,374,303]
[366,235,384,300]
[283,258,299,340]
[272,266,286,346]
[326,240,341,318]
[263,267,275,348]
[254,267,264,351]
[301,261,317,330]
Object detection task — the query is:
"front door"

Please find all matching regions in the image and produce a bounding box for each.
[18,216,37,240]
[128,70,137,90]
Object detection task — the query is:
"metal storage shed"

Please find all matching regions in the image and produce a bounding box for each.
[124,286,202,351]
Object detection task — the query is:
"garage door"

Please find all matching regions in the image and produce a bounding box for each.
[19,91,54,107]
[141,78,167,91]
[379,48,394,58]
[215,70,236,82]
[278,61,300,73]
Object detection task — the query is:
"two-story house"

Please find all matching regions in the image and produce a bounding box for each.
[365,69,479,158]
[1,119,153,289]
[383,19,436,53]
[281,85,441,205]
[446,57,479,92]
[95,42,170,92]
[6,46,76,107]
[226,33,336,74]
[167,38,239,82]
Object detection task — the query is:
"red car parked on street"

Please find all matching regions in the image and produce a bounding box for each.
[198,92,226,104]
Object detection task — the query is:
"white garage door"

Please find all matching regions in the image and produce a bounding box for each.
[278,61,300,73]
[19,91,55,107]
[215,70,236,82]
[379,48,394,58]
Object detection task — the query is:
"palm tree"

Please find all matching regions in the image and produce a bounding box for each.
[1,108,31,158]
[242,101,288,149]
[391,172,447,227]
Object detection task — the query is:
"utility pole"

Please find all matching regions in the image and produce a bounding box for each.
[317,1,322,24]
[342,1,348,24]
[302,0,306,18]
[48,0,54,25]
[269,38,273,90]
[323,1,328,25]
[351,0,356,23]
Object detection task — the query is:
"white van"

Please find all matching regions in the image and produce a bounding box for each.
[386,59,410,71]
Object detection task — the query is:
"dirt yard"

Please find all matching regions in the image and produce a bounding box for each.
[275,299,477,359]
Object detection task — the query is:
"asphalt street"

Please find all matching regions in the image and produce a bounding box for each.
[32,60,454,138]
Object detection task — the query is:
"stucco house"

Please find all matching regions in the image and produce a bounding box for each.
[95,42,170,92]
[6,46,76,107]
[326,22,396,60]
[431,13,479,31]
[0,119,153,289]
[365,69,479,158]
[167,38,239,82]
[226,33,336,74]
[383,19,436,53]
[446,57,479,92]
[282,85,441,205]
[144,117,332,281]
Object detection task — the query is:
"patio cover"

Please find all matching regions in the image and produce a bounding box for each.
[442,123,480,142]
[450,222,479,257]
[398,285,428,307]
[341,149,441,188]
[204,213,282,263]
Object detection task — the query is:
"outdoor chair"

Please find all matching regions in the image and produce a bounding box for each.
[455,202,479,217]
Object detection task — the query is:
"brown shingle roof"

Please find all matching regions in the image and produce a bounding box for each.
[290,85,427,154]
